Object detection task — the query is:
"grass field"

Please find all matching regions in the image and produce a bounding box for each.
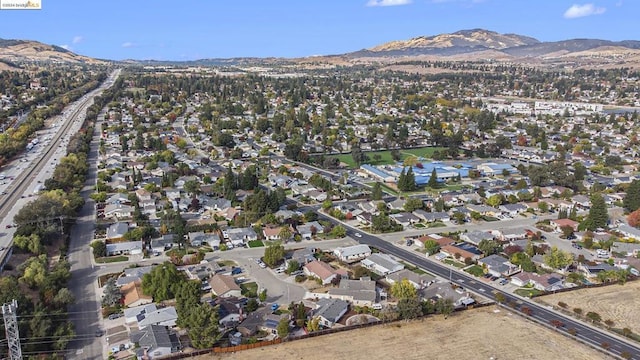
[248,240,264,248]
[330,147,449,169]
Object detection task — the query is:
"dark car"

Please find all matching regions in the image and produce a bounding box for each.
[108,313,122,320]
[95,329,105,337]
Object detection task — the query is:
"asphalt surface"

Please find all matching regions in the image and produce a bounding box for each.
[65,71,121,360]
[311,209,640,359]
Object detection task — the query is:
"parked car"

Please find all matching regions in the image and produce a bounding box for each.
[108,313,123,320]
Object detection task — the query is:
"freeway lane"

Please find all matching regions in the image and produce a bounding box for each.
[310,209,640,359]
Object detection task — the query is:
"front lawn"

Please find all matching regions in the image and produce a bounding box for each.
[443,259,466,268]
[464,265,485,277]
[400,261,430,275]
[241,282,259,298]
[514,288,545,298]
[248,240,265,248]
[427,222,447,228]
[96,256,128,263]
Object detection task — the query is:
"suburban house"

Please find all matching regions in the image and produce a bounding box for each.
[122,281,153,308]
[440,243,482,261]
[262,226,283,241]
[612,242,640,257]
[510,272,564,291]
[130,325,181,360]
[333,245,372,263]
[460,231,494,246]
[138,306,179,329]
[187,231,216,247]
[304,260,341,285]
[617,224,640,241]
[106,222,129,241]
[104,203,135,219]
[226,227,258,247]
[117,266,154,287]
[297,221,324,239]
[124,304,158,325]
[106,240,143,257]
[499,203,528,216]
[314,298,349,328]
[386,269,435,290]
[550,219,579,233]
[327,278,377,307]
[478,254,521,277]
[288,247,317,266]
[179,261,221,281]
[495,228,529,242]
[417,234,455,248]
[211,297,245,328]
[578,263,617,278]
[209,274,242,298]
[361,253,404,275]
[414,210,450,223]
[389,212,421,228]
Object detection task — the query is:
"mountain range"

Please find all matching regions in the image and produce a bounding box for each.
[2,29,640,68]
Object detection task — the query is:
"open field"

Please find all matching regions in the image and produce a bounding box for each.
[538,280,640,335]
[329,146,449,169]
[200,306,608,360]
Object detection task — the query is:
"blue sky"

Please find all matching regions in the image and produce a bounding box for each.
[0,0,634,60]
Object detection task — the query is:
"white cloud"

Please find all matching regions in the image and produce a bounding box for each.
[121,42,136,48]
[367,0,412,7]
[59,44,71,50]
[563,3,606,19]
[72,36,83,44]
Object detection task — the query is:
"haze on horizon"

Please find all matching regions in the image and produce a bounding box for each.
[0,0,635,61]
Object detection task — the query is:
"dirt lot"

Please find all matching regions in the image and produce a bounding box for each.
[197,306,608,360]
[539,280,640,334]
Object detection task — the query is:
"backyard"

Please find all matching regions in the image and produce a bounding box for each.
[205,305,608,360]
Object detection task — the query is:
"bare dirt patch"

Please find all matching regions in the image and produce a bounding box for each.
[538,281,640,334]
[199,306,608,360]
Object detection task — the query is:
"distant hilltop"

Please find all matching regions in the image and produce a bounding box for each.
[346,29,640,65]
[2,29,640,69]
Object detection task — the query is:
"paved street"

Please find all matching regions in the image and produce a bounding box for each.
[66,110,111,359]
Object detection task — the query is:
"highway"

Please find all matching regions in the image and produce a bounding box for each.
[308,208,640,359]
[0,70,121,269]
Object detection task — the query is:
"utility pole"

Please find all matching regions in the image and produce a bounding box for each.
[2,300,22,360]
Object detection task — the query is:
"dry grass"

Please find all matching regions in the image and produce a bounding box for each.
[538,280,640,334]
[196,306,608,360]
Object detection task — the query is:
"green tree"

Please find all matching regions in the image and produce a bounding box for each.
[478,239,501,256]
[186,303,220,348]
[435,297,455,318]
[330,225,346,238]
[259,289,268,302]
[390,278,418,299]
[277,318,290,338]
[141,262,186,301]
[583,193,608,231]
[423,239,440,255]
[263,242,285,267]
[624,180,640,212]
[371,182,383,201]
[543,247,573,270]
[13,233,43,255]
[102,277,123,307]
[427,168,439,189]
[486,194,503,207]
[286,260,300,274]
[404,197,424,212]
[397,297,423,320]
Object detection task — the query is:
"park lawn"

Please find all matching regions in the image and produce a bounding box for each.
[401,147,449,159]
[96,256,128,263]
[330,146,451,169]
[248,240,265,248]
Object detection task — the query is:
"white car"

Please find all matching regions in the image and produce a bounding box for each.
[354,233,362,238]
